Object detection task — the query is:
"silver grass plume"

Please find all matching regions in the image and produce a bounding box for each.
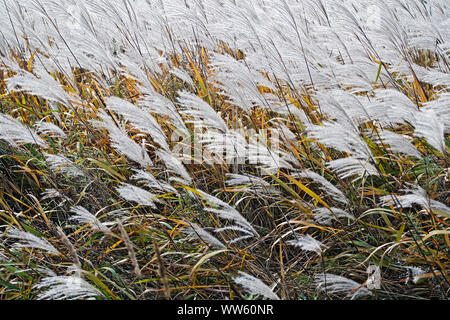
[116,184,160,209]
[44,153,85,178]
[140,93,189,137]
[40,189,67,207]
[287,234,328,255]
[6,67,71,107]
[106,96,170,151]
[170,67,195,88]
[34,276,102,300]
[414,109,446,154]
[196,189,258,238]
[69,206,110,232]
[327,157,379,182]
[35,121,67,139]
[367,89,417,125]
[295,170,348,205]
[312,207,355,226]
[41,189,63,200]
[366,265,381,290]
[422,93,450,133]
[209,52,275,112]
[130,169,178,194]
[375,129,422,159]
[308,121,372,159]
[226,173,280,195]
[178,91,228,132]
[0,113,48,148]
[379,185,450,218]
[405,267,426,284]
[155,150,192,185]
[233,271,280,300]
[92,110,153,167]
[315,273,372,299]
[184,223,227,250]
[5,228,60,255]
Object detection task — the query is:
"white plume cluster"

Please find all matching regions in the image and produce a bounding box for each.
[116,184,161,209]
[92,110,153,168]
[34,276,103,300]
[44,153,85,178]
[287,234,328,256]
[184,223,226,250]
[5,228,60,255]
[233,271,280,300]
[69,206,110,232]
[35,121,67,139]
[314,273,372,300]
[0,114,48,148]
[0,0,448,300]
[196,189,258,241]
[379,186,450,218]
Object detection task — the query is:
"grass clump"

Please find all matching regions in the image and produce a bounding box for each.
[0,0,448,300]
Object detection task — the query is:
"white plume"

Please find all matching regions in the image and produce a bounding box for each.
[116,184,160,209]
[0,113,48,148]
[34,276,102,300]
[233,271,280,300]
[315,273,372,299]
[5,228,59,255]
[69,206,110,232]
[184,223,227,250]
[287,234,328,255]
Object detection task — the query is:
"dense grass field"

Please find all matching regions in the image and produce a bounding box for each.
[0,0,448,300]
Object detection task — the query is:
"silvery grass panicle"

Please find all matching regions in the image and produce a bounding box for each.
[34,276,103,300]
[184,223,227,250]
[69,206,110,233]
[314,273,372,300]
[130,169,178,194]
[287,234,328,256]
[116,184,161,209]
[294,170,349,205]
[374,130,423,159]
[6,66,72,107]
[0,113,48,148]
[225,173,280,195]
[34,121,67,139]
[312,207,355,226]
[155,149,192,185]
[106,96,170,152]
[5,228,60,256]
[44,153,85,178]
[405,267,427,285]
[233,272,280,300]
[178,91,228,132]
[379,185,450,219]
[195,189,259,240]
[92,110,153,168]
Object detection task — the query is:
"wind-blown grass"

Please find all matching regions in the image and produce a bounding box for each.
[0,0,448,300]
